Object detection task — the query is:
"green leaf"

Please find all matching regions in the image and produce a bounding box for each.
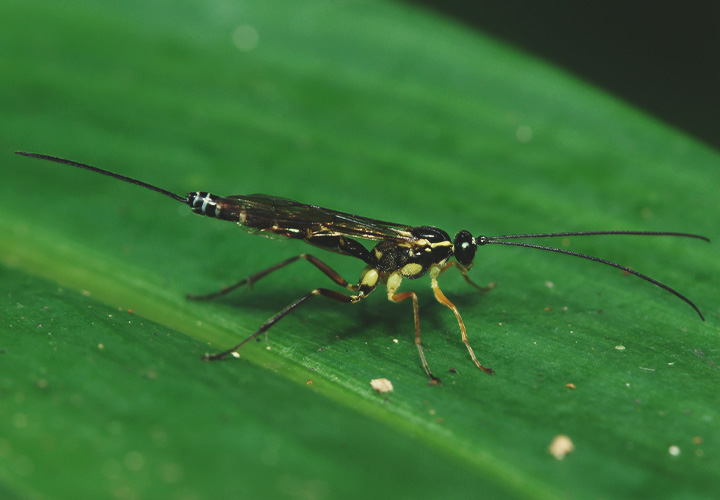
[1,0,718,498]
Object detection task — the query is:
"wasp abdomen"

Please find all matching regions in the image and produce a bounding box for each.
[188,192,221,217]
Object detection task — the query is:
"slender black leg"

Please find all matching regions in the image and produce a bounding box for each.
[187,253,358,301]
[203,288,364,361]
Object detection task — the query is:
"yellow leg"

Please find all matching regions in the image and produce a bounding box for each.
[430,268,494,374]
[387,272,441,384]
[440,261,496,292]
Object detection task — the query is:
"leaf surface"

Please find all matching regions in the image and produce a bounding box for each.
[1,1,718,498]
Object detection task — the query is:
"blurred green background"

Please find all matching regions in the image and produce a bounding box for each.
[413,1,720,150]
[1,1,718,499]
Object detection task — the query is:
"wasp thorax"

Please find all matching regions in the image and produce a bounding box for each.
[411,226,453,265]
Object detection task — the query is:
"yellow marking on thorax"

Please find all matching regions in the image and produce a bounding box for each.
[401,262,423,277]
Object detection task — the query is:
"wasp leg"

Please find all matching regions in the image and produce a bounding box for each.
[441,261,496,292]
[385,273,441,385]
[389,291,442,385]
[203,288,364,361]
[430,268,494,375]
[187,253,358,301]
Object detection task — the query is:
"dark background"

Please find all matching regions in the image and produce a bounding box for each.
[411,1,720,151]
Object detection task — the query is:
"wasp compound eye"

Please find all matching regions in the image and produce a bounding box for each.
[453,230,477,268]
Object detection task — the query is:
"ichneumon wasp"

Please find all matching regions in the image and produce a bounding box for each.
[16,151,709,384]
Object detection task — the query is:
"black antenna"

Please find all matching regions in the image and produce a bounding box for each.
[477,232,708,321]
[487,230,709,243]
[15,152,187,204]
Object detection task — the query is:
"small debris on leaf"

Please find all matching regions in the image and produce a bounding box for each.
[370,378,393,394]
[549,434,574,460]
